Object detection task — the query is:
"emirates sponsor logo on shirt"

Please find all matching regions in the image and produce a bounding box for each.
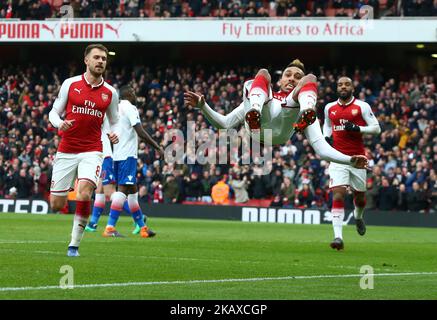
[71,100,103,118]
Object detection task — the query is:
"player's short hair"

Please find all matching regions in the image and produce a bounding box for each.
[84,44,108,57]
[287,59,305,73]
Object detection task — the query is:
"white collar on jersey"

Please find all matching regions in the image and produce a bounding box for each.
[337,96,355,106]
[82,73,104,88]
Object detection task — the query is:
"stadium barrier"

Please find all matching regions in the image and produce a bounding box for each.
[1,198,436,228]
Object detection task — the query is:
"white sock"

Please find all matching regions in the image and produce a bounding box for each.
[298,91,317,110]
[69,215,88,247]
[332,208,344,239]
[249,87,267,111]
[94,193,105,205]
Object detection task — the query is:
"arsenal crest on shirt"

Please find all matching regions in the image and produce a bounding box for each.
[101,93,109,102]
[351,109,358,116]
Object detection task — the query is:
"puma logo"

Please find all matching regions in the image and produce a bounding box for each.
[105,23,122,38]
[74,88,82,94]
[331,111,337,116]
[41,23,57,38]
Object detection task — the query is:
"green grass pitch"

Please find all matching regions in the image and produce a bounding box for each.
[0,212,436,300]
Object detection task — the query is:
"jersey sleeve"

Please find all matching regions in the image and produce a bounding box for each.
[106,89,119,129]
[48,79,71,128]
[359,103,381,135]
[200,101,245,129]
[304,119,351,165]
[323,104,333,138]
[127,105,141,127]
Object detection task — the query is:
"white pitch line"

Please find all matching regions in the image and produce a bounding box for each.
[0,240,66,244]
[1,272,437,292]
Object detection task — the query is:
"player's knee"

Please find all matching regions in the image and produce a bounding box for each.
[76,188,93,201]
[332,189,346,202]
[104,184,116,199]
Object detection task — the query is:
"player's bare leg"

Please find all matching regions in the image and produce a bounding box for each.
[67,180,95,256]
[330,186,347,251]
[50,194,68,213]
[246,69,271,130]
[353,191,367,236]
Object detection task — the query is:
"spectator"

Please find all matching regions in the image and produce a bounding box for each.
[297,183,314,208]
[16,168,33,199]
[270,194,283,207]
[6,187,17,200]
[229,173,249,203]
[200,170,213,203]
[406,182,428,212]
[151,180,164,203]
[397,183,409,211]
[184,172,203,201]
[377,177,398,210]
[280,176,295,207]
[269,169,283,196]
[211,176,230,205]
[162,174,179,204]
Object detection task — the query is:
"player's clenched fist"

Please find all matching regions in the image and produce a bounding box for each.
[59,119,75,131]
[184,91,205,109]
[350,155,368,169]
[107,132,119,144]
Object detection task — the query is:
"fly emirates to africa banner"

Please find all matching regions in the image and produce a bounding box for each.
[0,19,435,43]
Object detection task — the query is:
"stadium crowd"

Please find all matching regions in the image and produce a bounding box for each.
[0,61,436,212]
[0,0,436,20]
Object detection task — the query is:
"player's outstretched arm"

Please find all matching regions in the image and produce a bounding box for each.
[133,124,164,157]
[184,91,244,129]
[304,118,368,169]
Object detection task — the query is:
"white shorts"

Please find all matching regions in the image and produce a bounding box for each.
[50,151,104,196]
[328,162,367,192]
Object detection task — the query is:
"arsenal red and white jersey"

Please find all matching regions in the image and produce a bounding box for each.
[49,74,119,154]
[323,97,378,156]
